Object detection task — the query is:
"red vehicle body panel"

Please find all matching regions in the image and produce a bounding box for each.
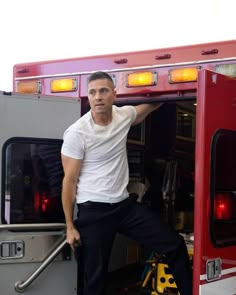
[194,69,236,294]
[13,40,236,98]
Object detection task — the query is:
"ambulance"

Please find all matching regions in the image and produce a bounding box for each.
[0,39,235,294]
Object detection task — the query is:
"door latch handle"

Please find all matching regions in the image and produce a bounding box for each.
[0,240,24,259]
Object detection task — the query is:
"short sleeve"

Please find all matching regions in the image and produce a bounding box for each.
[61,130,85,159]
[121,105,137,124]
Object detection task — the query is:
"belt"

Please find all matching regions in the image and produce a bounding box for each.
[77,193,137,208]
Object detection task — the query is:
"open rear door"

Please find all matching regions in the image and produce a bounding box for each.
[0,93,81,295]
[194,69,236,295]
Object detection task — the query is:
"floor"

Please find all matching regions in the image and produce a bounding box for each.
[107,263,143,295]
[107,263,180,295]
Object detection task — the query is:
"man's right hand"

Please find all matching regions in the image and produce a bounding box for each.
[66,226,81,251]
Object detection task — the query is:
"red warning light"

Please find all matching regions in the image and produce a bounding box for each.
[34,192,50,213]
[34,192,40,213]
[214,193,233,220]
[41,196,49,213]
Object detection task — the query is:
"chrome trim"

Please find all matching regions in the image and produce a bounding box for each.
[14,238,67,293]
[14,57,236,81]
[200,266,236,281]
[0,223,66,231]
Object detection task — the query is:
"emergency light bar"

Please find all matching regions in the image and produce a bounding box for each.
[127,71,157,87]
[169,67,198,83]
[215,63,236,77]
[50,78,77,93]
[16,81,41,94]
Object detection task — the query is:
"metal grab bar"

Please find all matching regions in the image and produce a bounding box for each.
[0,223,66,231]
[14,238,68,293]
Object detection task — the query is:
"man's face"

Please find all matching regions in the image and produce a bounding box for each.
[87,78,115,114]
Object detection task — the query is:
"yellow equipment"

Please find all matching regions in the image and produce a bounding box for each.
[140,254,180,295]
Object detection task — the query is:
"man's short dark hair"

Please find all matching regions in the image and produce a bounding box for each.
[87,71,114,87]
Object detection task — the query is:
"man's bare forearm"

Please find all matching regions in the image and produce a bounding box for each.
[62,178,77,229]
[133,103,163,125]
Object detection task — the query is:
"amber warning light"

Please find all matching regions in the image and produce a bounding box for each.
[169,67,198,83]
[127,71,157,87]
[215,63,236,77]
[50,78,77,93]
[17,81,41,94]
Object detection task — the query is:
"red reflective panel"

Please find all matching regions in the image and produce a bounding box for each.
[41,196,49,213]
[214,192,233,220]
[34,192,50,214]
[34,192,40,213]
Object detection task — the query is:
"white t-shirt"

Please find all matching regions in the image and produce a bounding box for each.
[61,105,137,204]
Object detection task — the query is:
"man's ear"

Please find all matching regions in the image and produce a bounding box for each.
[114,89,118,102]
[112,88,117,98]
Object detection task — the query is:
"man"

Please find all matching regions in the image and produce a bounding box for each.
[61,71,192,295]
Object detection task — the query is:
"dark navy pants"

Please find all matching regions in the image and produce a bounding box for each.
[74,195,192,295]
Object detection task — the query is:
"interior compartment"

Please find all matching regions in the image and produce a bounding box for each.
[127,101,195,232]
[126,100,196,261]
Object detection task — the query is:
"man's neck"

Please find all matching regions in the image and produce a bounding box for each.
[91,111,112,126]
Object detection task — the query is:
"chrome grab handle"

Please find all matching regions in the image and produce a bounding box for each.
[14,238,68,293]
[0,223,66,231]
[0,223,67,292]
